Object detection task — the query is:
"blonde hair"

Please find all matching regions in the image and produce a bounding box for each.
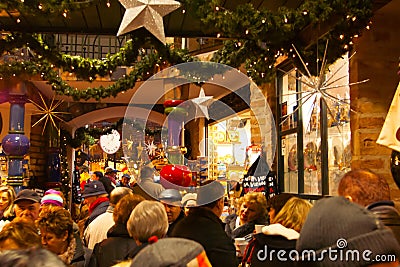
[0,185,16,218]
[127,200,168,243]
[237,192,268,220]
[272,197,312,232]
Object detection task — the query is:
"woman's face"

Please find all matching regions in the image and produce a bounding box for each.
[0,191,10,211]
[239,202,258,224]
[40,228,68,255]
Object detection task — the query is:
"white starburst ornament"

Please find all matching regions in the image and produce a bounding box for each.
[145,141,158,157]
[279,41,369,132]
[191,87,214,120]
[29,93,69,135]
[117,0,181,44]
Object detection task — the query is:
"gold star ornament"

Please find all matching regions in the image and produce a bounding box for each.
[117,0,181,44]
[29,93,69,135]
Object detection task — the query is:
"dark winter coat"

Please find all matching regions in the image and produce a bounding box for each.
[71,234,92,267]
[166,210,185,236]
[170,207,238,267]
[242,233,297,267]
[125,243,149,260]
[88,223,137,267]
[99,176,115,195]
[225,214,268,240]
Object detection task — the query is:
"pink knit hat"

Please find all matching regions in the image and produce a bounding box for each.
[40,189,64,207]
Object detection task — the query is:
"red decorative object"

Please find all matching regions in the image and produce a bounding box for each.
[163,99,184,108]
[160,164,192,187]
[148,236,159,244]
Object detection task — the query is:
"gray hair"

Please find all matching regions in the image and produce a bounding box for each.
[110,187,133,205]
[127,200,168,243]
[0,248,66,267]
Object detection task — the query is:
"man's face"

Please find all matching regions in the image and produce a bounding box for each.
[14,200,40,223]
[122,177,129,186]
[162,203,181,223]
[83,196,97,207]
[91,173,99,181]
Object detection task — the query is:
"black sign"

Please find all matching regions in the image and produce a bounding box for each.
[242,171,279,199]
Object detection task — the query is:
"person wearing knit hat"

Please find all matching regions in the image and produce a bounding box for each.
[40,189,64,207]
[296,196,400,267]
[130,237,212,267]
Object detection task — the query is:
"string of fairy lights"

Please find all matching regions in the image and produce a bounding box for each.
[0,0,376,191]
[0,0,374,98]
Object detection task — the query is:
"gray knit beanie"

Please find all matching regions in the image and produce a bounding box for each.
[296,196,400,267]
[130,237,211,267]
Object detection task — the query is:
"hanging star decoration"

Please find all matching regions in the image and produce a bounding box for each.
[136,141,144,160]
[29,92,69,135]
[191,87,214,120]
[125,139,134,150]
[117,0,181,44]
[145,140,158,157]
[279,40,369,133]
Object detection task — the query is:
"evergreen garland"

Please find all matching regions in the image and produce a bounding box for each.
[0,0,374,98]
[0,0,94,15]
[184,0,373,83]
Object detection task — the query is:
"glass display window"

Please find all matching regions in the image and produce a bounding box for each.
[277,55,351,196]
[208,111,252,180]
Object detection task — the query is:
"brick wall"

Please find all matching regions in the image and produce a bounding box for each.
[350,1,400,200]
[29,126,47,186]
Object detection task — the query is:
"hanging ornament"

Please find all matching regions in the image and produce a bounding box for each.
[391,150,400,189]
[279,41,369,132]
[117,0,181,44]
[29,92,69,135]
[136,141,144,160]
[191,87,214,120]
[145,140,157,157]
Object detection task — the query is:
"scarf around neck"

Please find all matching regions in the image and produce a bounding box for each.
[89,197,109,214]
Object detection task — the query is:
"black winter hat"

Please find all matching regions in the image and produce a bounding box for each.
[14,189,41,204]
[296,196,400,266]
[82,181,107,198]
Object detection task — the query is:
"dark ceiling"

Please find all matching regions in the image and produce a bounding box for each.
[0,0,305,37]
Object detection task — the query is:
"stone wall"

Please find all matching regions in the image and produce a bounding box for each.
[350,1,400,200]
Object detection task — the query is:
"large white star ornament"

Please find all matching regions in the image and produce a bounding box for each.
[191,87,214,120]
[117,0,181,44]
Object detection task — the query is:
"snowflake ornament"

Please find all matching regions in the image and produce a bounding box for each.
[145,141,158,157]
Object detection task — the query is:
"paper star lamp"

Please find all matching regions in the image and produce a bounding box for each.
[191,87,214,120]
[29,92,68,135]
[117,0,181,44]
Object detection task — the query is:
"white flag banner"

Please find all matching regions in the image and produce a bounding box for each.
[377,82,400,152]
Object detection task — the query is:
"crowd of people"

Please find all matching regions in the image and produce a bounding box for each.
[0,168,399,267]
